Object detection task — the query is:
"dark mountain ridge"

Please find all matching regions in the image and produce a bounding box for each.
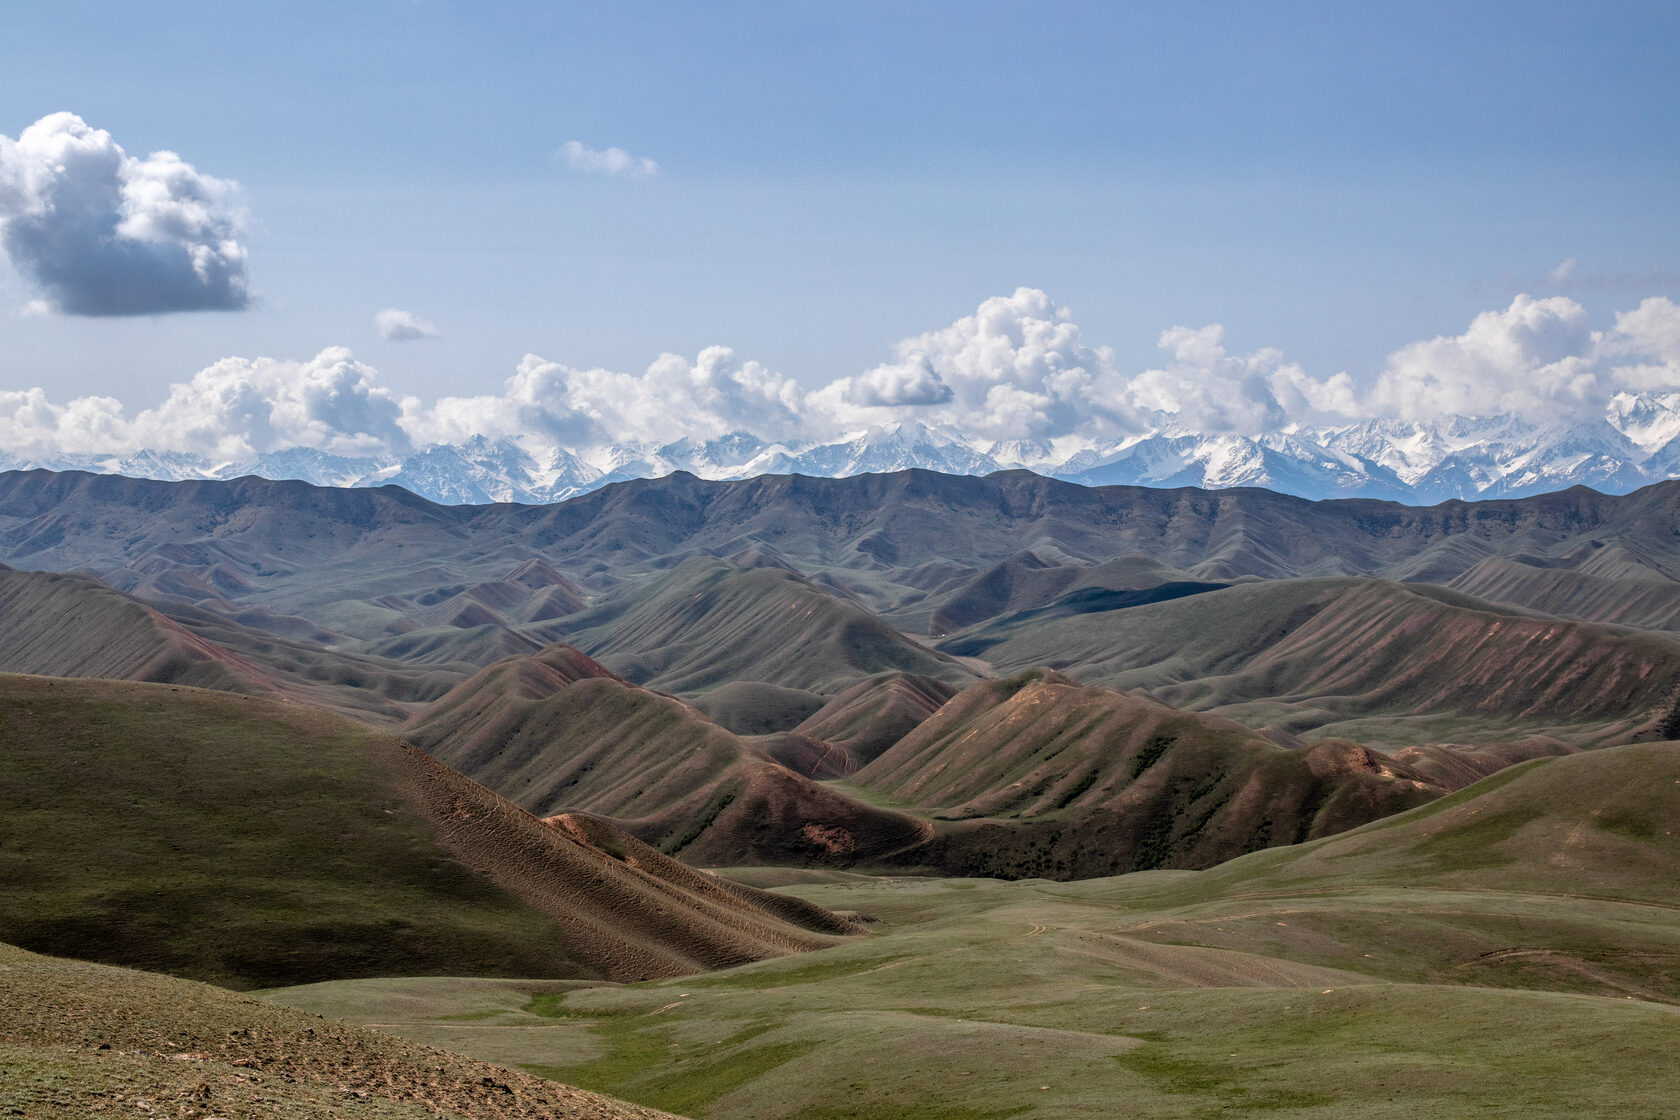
[8,468,1680,605]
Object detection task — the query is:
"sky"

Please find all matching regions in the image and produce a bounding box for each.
[1,1,1679,460]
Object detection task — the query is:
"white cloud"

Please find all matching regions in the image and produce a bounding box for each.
[1366,295,1601,422]
[0,112,249,315]
[842,354,953,407]
[7,290,1680,468]
[1598,296,1680,392]
[1123,325,1297,436]
[376,307,441,342]
[415,345,807,449]
[1547,257,1579,285]
[0,348,413,461]
[557,140,659,178]
[808,287,1137,442]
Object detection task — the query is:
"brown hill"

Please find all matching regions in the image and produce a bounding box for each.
[1448,552,1680,633]
[947,577,1680,743]
[0,567,279,694]
[0,675,852,988]
[851,670,1445,878]
[403,646,932,869]
[0,567,463,724]
[692,679,828,735]
[791,671,960,765]
[552,555,976,695]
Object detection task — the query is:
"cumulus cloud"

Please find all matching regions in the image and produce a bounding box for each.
[0,112,249,315]
[557,140,659,178]
[1123,325,1304,436]
[842,354,953,407]
[0,348,412,462]
[1598,296,1680,392]
[9,290,1680,468]
[1365,295,1601,422]
[1547,257,1580,285]
[376,307,441,342]
[412,345,807,449]
[808,287,1139,441]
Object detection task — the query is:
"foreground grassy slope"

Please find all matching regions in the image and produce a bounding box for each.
[0,941,678,1120]
[0,675,852,987]
[947,576,1680,743]
[268,744,1680,1119]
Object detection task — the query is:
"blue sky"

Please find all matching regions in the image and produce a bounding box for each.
[1,1,1678,455]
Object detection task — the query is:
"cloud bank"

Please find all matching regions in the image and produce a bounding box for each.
[557,140,659,178]
[4,289,1680,465]
[0,113,249,316]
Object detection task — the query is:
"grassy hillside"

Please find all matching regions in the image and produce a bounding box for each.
[0,675,852,987]
[0,941,677,1120]
[0,566,471,724]
[923,551,1217,636]
[267,743,1680,1119]
[0,566,276,694]
[1448,552,1680,633]
[945,576,1680,744]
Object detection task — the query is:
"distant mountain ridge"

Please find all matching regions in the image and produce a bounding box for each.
[8,389,1680,505]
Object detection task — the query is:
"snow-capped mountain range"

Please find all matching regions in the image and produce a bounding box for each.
[8,391,1680,507]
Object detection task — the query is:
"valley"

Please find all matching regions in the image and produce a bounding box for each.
[3,466,1679,1117]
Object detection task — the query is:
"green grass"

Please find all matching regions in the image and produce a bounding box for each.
[0,675,593,988]
[264,745,1680,1118]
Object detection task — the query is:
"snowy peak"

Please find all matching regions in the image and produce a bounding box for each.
[14,390,1680,506]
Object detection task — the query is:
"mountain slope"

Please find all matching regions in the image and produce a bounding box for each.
[1447,552,1680,633]
[0,675,851,988]
[402,647,933,869]
[553,555,976,695]
[0,567,465,723]
[850,670,1445,878]
[0,567,280,694]
[789,671,960,765]
[11,468,1680,642]
[946,577,1680,743]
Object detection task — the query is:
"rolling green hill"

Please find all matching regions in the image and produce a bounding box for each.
[266,742,1680,1119]
[0,566,466,724]
[0,674,853,988]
